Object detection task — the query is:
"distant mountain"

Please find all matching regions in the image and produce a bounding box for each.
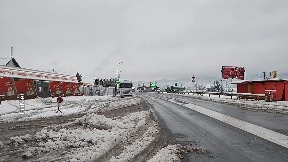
[133,76,221,89]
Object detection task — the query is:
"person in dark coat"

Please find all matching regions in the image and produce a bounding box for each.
[56,96,63,113]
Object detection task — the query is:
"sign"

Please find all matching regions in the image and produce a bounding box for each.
[192,75,195,83]
[271,71,277,79]
[115,78,120,84]
[150,82,157,89]
[18,93,25,114]
[221,66,245,80]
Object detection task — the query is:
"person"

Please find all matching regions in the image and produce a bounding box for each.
[56,95,63,113]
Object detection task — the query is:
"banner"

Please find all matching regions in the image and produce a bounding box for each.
[50,81,62,97]
[14,79,35,96]
[221,66,245,80]
[0,77,16,97]
[61,82,72,96]
[70,82,81,95]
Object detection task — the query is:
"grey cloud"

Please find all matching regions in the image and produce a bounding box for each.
[0,0,288,82]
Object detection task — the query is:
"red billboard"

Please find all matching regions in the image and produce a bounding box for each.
[50,81,62,97]
[60,82,73,96]
[221,66,245,80]
[70,83,81,95]
[0,77,16,97]
[14,79,36,96]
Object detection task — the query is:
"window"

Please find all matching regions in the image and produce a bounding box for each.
[120,83,132,88]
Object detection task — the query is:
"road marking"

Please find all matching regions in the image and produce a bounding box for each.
[155,96,288,148]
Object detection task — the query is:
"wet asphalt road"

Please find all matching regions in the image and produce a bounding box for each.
[140,92,288,162]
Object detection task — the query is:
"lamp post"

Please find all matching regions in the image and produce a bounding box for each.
[114,62,123,97]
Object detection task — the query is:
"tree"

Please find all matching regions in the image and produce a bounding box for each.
[76,72,82,85]
[213,80,223,93]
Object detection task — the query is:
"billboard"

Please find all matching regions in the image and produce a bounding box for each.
[60,82,73,96]
[50,81,62,97]
[0,77,16,97]
[70,82,81,95]
[14,79,36,96]
[221,66,245,80]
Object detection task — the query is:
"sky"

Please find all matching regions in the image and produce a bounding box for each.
[0,0,288,82]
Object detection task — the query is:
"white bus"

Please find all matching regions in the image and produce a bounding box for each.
[119,80,133,98]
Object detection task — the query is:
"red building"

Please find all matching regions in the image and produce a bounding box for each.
[0,58,81,100]
[233,79,288,101]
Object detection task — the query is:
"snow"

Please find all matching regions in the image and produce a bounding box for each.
[0,96,143,122]
[109,125,159,162]
[19,111,150,161]
[148,145,180,162]
[3,95,162,162]
[174,93,288,113]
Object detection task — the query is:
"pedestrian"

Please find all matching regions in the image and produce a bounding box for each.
[56,95,63,113]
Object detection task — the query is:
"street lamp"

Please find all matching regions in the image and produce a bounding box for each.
[116,62,123,79]
[114,62,123,97]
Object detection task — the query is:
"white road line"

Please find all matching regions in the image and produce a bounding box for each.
[159,97,288,148]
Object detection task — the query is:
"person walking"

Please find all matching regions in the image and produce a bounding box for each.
[56,95,63,113]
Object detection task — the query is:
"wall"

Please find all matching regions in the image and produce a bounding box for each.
[252,82,265,94]
[14,79,36,99]
[70,83,81,95]
[60,82,72,96]
[275,82,285,101]
[0,77,17,99]
[237,84,248,93]
[50,81,62,97]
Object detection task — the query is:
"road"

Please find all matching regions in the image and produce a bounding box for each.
[140,92,288,162]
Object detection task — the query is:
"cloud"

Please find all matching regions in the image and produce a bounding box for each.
[0,0,288,82]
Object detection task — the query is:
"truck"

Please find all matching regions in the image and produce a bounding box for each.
[165,86,185,93]
[119,80,133,98]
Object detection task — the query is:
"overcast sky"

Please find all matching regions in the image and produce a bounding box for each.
[0,0,288,82]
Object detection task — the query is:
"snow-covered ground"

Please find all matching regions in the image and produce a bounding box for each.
[0,96,143,122]
[173,93,288,113]
[147,145,180,162]
[1,95,181,162]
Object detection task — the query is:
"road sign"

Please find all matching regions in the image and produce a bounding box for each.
[115,78,120,84]
[192,75,195,83]
[150,82,157,89]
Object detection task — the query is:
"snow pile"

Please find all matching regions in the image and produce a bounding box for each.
[20,111,150,161]
[109,98,142,108]
[148,145,180,162]
[175,93,288,113]
[109,124,159,162]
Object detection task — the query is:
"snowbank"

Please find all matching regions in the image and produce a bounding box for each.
[173,93,288,113]
[1,96,143,122]
[148,145,180,162]
[17,111,150,161]
[109,124,159,162]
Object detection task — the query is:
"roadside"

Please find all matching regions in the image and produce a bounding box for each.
[0,96,181,162]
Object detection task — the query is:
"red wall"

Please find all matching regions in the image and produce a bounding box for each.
[285,82,288,101]
[275,82,285,101]
[237,84,248,93]
[14,79,35,96]
[50,81,62,97]
[253,83,265,94]
[60,82,72,96]
[264,82,276,90]
[0,77,16,97]
[70,83,80,95]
